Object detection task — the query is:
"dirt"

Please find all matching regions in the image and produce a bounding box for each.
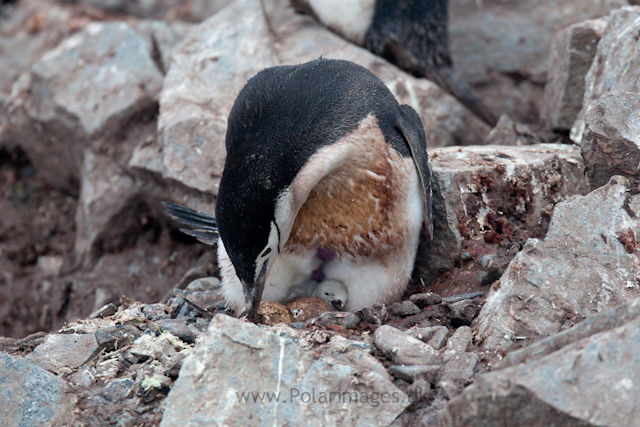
[0,146,209,338]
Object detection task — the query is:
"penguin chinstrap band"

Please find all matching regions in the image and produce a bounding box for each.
[168,59,434,320]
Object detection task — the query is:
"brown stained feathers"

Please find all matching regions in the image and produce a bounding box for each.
[283,117,413,262]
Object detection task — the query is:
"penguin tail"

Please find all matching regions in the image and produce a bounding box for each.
[163,202,219,245]
[431,66,498,128]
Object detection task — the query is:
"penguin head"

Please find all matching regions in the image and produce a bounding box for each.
[312,280,348,311]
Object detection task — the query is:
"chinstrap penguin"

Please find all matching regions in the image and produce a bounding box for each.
[166,58,433,320]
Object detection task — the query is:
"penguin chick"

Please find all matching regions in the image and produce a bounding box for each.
[293,0,497,126]
[167,58,433,320]
[287,279,348,310]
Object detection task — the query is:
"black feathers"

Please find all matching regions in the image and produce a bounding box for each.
[164,202,218,246]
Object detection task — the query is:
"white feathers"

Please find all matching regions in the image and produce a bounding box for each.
[307,0,376,46]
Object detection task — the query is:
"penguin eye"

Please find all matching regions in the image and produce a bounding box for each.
[261,248,272,257]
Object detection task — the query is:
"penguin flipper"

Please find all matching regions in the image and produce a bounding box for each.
[397,105,434,241]
[164,202,219,245]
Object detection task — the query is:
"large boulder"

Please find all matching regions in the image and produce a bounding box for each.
[449,0,627,123]
[581,91,640,190]
[4,21,163,192]
[572,6,640,142]
[474,176,640,351]
[161,314,409,426]
[541,19,607,133]
[0,352,74,427]
[130,0,491,209]
[415,144,588,285]
[441,298,640,427]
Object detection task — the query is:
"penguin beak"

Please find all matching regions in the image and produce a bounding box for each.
[241,261,268,321]
[331,299,344,311]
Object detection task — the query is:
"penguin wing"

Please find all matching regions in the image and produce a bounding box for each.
[396,105,434,241]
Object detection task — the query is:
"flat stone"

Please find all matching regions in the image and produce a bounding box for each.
[387,301,421,317]
[374,325,442,366]
[26,333,100,374]
[581,91,640,190]
[542,19,607,132]
[409,292,442,308]
[0,353,73,427]
[161,314,409,426]
[102,378,135,403]
[128,333,184,361]
[312,312,361,329]
[475,176,640,351]
[68,366,96,388]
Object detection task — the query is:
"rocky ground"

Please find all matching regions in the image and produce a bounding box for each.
[1,0,640,426]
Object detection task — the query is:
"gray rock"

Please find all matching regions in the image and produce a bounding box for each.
[102,378,135,403]
[388,365,441,385]
[161,314,409,426]
[143,303,170,321]
[449,0,625,123]
[95,325,141,352]
[409,292,442,308]
[441,315,640,427]
[128,333,183,361]
[475,176,640,351]
[133,0,490,210]
[572,7,640,143]
[427,328,450,351]
[374,325,442,366]
[74,149,140,263]
[0,353,73,427]
[154,319,197,344]
[387,301,421,317]
[356,303,388,325]
[542,19,607,132]
[407,326,449,346]
[581,91,640,190]
[68,366,97,388]
[438,352,479,399]
[26,333,100,374]
[415,144,588,285]
[185,277,221,291]
[88,302,117,319]
[445,326,473,354]
[5,21,162,192]
[498,297,640,369]
[311,312,361,329]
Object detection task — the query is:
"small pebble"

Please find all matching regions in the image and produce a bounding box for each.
[356,304,388,325]
[186,277,221,291]
[460,252,472,262]
[89,303,117,319]
[312,312,361,329]
[387,301,421,317]
[143,303,170,321]
[409,292,442,308]
[102,378,135,403]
